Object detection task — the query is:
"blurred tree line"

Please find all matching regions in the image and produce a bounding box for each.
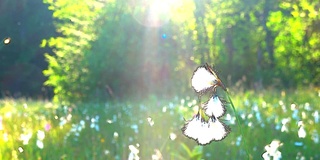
[1,0,319,102]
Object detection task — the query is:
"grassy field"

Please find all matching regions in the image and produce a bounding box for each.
[0,88,319,159]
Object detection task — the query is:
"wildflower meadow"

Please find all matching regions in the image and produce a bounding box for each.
[1,0,320,159]
[0,88,319,159]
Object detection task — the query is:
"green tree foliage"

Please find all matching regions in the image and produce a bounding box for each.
[43,0,104,103]
[44,0,197,102]
[43,0,320,103]
[268,0,320,86]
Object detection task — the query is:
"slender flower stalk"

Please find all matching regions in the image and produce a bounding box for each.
[226,93,250,158]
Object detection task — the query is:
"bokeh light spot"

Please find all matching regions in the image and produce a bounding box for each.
[161,33,167,39]
[3,37,11,45]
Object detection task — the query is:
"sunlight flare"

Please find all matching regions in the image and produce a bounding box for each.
[131,0,182,27]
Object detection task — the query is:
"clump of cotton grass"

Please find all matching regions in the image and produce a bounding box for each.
[181,63,249,158]
[262,140,283,160]
[202,95,226,118]
[183,63,248,143]
[151,149,163,160]
[36,130,45,149]
[297,121,306,138]
[182,112,230,145]
[182,63,230,145]
[191,64,226,94]
[128,144,140,160]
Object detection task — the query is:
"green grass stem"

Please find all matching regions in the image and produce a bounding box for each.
[226,92,250,159]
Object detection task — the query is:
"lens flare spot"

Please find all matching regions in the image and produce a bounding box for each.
[131,0,172,27]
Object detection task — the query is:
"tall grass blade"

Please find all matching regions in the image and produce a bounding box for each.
[226,93,250,159]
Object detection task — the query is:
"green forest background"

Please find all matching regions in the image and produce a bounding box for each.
[0,0,320,159]
[1,0,319,101]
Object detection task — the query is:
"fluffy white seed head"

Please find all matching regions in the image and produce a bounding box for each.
[191,67,217,93]
[182,115,230,145]
[203,95,225,118]
[182,115,202,140]
[197,119,229,145]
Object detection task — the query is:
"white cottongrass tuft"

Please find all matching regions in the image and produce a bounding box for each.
[262,140,283,160]
[128,145,140,160]
[147,116,154,126]
[183,63,230,145]
[191,67,218,93]
[20,132,33,145]
[169,133,177,141]
[298,121,306,138]
[151,149,163,160]
[36,140,44,149]
[196,118,230,145]
[202,95,226,118]
[182,114,230,145]
[37,130,45,141]
[182,114,203,140]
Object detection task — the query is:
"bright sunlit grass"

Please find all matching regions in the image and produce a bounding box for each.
[0,88,319,159]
